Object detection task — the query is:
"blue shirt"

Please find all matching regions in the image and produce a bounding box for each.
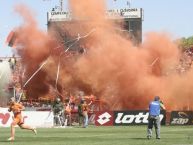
[149,101,161,116]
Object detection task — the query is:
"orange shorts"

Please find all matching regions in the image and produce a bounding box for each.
[12,114,24,126]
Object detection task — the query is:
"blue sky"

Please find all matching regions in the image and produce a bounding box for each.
[0,0,193,56]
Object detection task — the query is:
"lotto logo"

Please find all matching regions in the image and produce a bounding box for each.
[95,111,114,126]
[97,112,111,125]
[114,111,165,125]
[95,111,166,126]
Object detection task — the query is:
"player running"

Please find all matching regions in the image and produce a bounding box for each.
[7,98,37,141]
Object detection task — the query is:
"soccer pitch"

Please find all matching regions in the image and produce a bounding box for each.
[0,126,193,145]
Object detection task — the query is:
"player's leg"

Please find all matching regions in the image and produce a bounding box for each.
[17,116,37,134]
[7,123,15,141]
[19,123,37,135]
[7,119,18,141]
[65,113,72,126]
[147,116,154,139]
[60,112,65,126]
[154,116,161,139]
[83,112,88,128]
[64,113,68,126]
[54,114,59,126]
[79,114,83,126]
[68,113,72,126]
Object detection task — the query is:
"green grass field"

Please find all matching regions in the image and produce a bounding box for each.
[0,126,193,145]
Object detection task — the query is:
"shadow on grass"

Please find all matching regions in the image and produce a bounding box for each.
[129,137,148,140]
[1,137,90,143]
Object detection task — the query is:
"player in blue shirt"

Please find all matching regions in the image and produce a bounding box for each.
[147,96,166,139]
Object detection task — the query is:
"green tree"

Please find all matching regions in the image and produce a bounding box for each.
[179,36,193,50]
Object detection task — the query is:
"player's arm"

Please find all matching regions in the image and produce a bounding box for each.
[59,103,64,113]
[17,103,25,111]
[88,101,93,106]
[8,107,12,112]
[52,102,55,111]
[21,105,25,111]
[160,101,166,110]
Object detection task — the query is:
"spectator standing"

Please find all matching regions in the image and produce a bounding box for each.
[52,97,64,126]
[147,96,166,139]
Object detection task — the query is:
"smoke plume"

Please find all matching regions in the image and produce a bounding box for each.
[0,61,11,106]
[11,2,193,110]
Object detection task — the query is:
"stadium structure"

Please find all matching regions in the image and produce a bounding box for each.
[47,7,144,48]
[45,5,144,111]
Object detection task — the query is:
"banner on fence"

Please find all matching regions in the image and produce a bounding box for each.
[170,111,193,125]
[95,110,166,126]
[0,108,53,127]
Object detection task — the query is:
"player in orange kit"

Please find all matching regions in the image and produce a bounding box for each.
[7,98,37,141]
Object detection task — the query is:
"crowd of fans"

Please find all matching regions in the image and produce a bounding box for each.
[176,47,193,74]
[163,47,193,75]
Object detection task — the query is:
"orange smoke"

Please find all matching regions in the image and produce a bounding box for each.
[13,4,56,99]
[11,2,193,111]
[69,0,106,20]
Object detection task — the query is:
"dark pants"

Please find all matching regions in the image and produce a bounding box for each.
[78,114,84,126]
[147,115,160,138]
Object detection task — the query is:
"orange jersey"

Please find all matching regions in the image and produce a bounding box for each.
[81,104,88,112]
[65,105,71,114]
[70,95,75,103]
[9,102,24,116]
[9,102,24,125]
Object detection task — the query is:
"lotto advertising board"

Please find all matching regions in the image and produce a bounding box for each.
[95,110,166,126]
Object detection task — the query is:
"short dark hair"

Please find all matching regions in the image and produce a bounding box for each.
[154,96,160,101]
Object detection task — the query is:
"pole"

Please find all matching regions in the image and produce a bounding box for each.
[127,0,131,8]
[23,59,49,88]
[60,0,63,11]
[149,57,159,67]
[55,57,61,90]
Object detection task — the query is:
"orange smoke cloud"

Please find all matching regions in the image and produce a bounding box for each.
[69,0,106,20]
[12,2,193,111]
[13,4,56,99]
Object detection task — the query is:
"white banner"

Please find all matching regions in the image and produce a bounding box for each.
[48,11,72,21]
[47,8,142,22]
[107,8,142,19]
[0,108,53,128]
